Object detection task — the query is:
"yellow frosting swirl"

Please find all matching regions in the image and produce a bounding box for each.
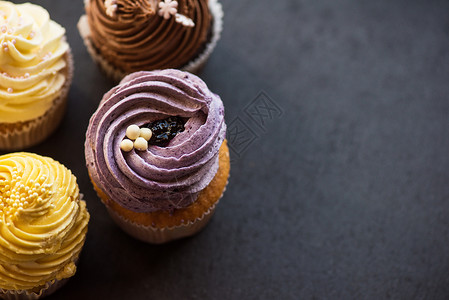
[0,1,69,123]
[0,152,89,291]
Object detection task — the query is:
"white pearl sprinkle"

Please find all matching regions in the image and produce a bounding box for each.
[134,137,148,151]
[139,128,153,141]
[120,139,134,152]
[7,88,12,93]
[126,124,140,140]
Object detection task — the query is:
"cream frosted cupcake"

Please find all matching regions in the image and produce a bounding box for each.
[85,69,229,244]
[0,152,89,299]
[78,0,223,81]
[0,1,74,151]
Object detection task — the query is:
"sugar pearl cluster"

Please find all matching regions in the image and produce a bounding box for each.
[0,168,53,220]
[120,124,153,152]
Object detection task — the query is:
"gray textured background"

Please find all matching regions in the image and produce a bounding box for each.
[4,0,449,299]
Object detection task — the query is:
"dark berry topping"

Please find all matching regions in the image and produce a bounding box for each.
[146,116,186,146]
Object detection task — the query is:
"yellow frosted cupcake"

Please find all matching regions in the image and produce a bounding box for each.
[0,1,74,150]
[0,152,89,299]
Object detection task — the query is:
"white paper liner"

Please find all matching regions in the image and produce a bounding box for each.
[183,0,223,74]
[105,201,218,244]
[0,50,74,151]
[78,0,223,82]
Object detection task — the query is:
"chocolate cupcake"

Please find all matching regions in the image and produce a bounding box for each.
[78,0,223,81]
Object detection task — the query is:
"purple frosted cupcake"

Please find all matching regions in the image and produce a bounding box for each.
[85,69,230,243]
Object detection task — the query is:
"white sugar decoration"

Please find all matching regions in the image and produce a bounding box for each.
[175,13,195,27]
[139,127,153,141]
[134,137,148,151]
[158,0,178,19]
[120,139,134,152]
[126,124,140,140]
[121,124,153,152]
[157,0,195,28]
[104,0,118,18]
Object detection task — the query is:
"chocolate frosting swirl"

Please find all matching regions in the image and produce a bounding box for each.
[86,0,211,73]
[85,69,226,213]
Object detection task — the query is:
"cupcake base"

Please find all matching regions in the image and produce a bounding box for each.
[0,277,70,300]
[104,202,219,244]
[91,140,230,244]
[0,51,74,151]
[0,252,82,300]
[77,0,223,82]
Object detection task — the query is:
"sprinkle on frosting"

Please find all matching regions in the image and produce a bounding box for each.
[158,0,178,19]
[104,0,118,17]
[139,127,153,141]
[120,139,134,152]
[175,13,195,27]
[126,124,140,140]
[134,137,148,151]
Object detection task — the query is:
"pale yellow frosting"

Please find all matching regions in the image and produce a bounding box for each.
[0,152,89,291]
[0,1,69,123]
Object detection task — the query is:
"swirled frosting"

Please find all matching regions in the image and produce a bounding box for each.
[0,153,89,291]
[85,69,226,213]
[0,1,69,123]
[86,0,211,73]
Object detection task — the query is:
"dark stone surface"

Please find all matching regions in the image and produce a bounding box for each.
[4,0,449,299]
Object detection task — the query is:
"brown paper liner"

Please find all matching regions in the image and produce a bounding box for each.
[89,141,230,244]
[78,0,223,82]
[0,277,70,300]
[0,50,74,151]
[0,254,82,300]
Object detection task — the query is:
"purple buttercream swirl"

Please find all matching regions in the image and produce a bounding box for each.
[85,69,226,212]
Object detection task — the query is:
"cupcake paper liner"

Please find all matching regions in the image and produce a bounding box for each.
[104,195,221,244]
[78,0,223,82]
[183,0,223,74]
[90,167,228,244]
[0,277,70,300]
[0,50,74,151]
[0,252,83,300]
